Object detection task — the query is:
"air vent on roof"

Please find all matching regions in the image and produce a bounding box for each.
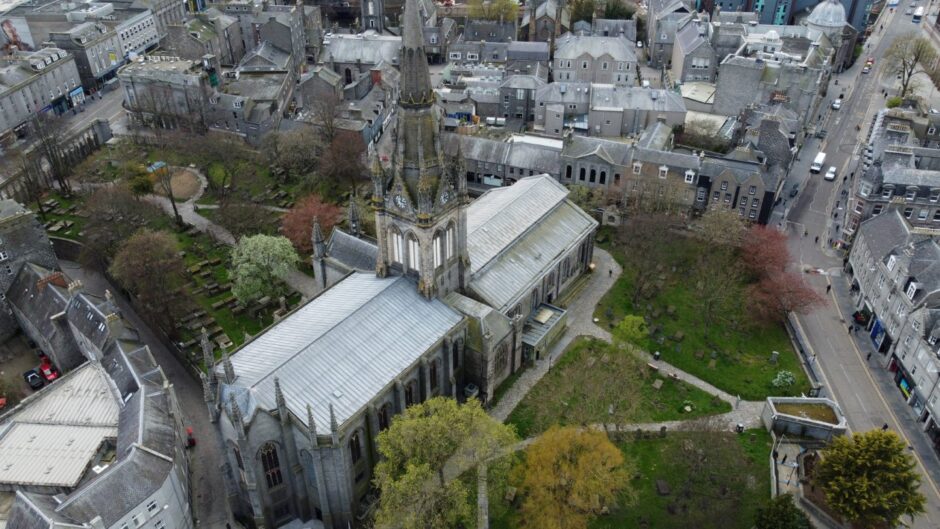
[333,390,344,398]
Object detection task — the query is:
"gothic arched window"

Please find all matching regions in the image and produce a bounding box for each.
[430,359,439,391]
[452,342,460,369]
[390,229,403,265]
[445,223,456,260]
[349,431,362,463]
[530,288,540,310]
[344,68,352,85]
[260,443,283,489]
[432,231,443,269]
[378,403,392,431]
[407,234,421,273]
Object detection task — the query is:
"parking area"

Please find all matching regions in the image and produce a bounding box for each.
[0,333,43,410]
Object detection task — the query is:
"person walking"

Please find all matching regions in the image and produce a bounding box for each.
[882,423,889,431]
[815,235,819,243]
[826,284,832,294]
[867,352,872,361]
[608,269,612,278]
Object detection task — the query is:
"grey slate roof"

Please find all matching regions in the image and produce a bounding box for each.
[675,18,709,54]
[536,81,591,105]
[563,135,633,165]
[322,34,401,66]
[555,34,637,62]
[467,176,597,311]
[500,74,546,90]
[883,167,940,187]
[589,84,686,113]
[858,208,912,259]
[221,273,463,429]
[327,228,378,272]
[593,18,637,41]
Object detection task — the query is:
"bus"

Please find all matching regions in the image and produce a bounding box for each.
[913,6,924,23]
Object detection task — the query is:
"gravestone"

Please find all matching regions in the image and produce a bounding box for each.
[652,379,664,390]
[659,426,667,438]
[711,350,718,359]
[656,480,671,496]
[769,351,779,365]
[708,359,717,369]
[694,350,705,360]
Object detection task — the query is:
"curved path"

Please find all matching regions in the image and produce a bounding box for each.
[489,247,765,430]
[142,169,321,299]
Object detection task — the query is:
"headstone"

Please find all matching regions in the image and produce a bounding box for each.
[770,350,779,365]
[608,404,614,415]
[656,480,671,496]
[652,379,664,390]
[711,350,718,359]
[708,359,717,369]
[659,425,667,438]
[694,350,704,360]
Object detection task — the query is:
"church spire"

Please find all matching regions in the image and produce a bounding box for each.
[229,393,246,440]
[399,0,433,106]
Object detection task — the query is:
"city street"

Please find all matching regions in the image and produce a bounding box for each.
[59,261,234,529]
[781,4,940,527]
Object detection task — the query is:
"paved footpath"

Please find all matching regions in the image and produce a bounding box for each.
[489,247,765,430]
[143,172,321,300]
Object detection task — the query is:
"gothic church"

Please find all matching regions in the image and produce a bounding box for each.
[208,0,597,526]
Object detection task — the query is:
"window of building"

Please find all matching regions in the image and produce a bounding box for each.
[883,188,893,199]
[405,382,415,406]
[407,235,420,272]
[589,169,596,183]
[930,189,940,202]
[599,171,606,185]
[720,181,728,191]
[449,52,462,60]
[684,170,695,184]
[452,342,460,369]
[632,162,641,174]
[930,127,937,135]
[433,233,443,269]
[749,209,757,219]
[873,204,884,215]
[390,230,403,264]
[934,209,940,221]
[907,282,918,299]
[232,100,243,109]
[581,61,588,69]
[233,446,245,470]
[739,196,747,207]
[495,344,508,374]
[696,188,706,201]
[887,255,897,271]
[713,191,720,201]
[146,501,158,514]
[0,251,8,261]
[601,61,608,70]
[565,165,572,179]
[919,208,929,221]
[378,404,391,430]
[748,185,756,195]
[445,224,455,260]
[860,182,872,196]
[467,52,479,61]
[154,521,165,529]
[260,444,283,489]
[906,187,919,200]
[904,207,914,218]
[349,431,362,463]
[430,360,439,391]
[132,514,144,528]
[658,166,668,179]
[579,167,586,181]
[614,173,621,185]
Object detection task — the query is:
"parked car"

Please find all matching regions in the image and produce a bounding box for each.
[825,166,837,181]
[815,129,828,139]
[862,65,871,74]
[832,99,842,110]
[23,369,44,390]
[38,355,59,382]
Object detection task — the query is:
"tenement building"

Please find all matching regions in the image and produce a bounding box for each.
[208,0,597,526]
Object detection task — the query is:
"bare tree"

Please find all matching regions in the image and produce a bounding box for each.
[154,164,183,226]
[29,113,71,195]
[310,92,343,144]
[886,33,939,98]
[10,147,48,219]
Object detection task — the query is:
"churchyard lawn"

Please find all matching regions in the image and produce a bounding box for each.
[594,231,810,401]
[506,338,732,438]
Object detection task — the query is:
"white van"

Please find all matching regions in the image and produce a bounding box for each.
[810,152,826,173]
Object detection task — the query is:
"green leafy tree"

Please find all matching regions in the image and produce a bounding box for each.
[514,426,632,529]
[230,235,300,304]
[468,0,519,20]
[815,430,926,528]
[570,0,596,24]
[613,314,648,344]
[373,397,518,529]
[754,494,814,529]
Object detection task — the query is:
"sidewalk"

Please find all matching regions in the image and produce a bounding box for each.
[829,270,940,496]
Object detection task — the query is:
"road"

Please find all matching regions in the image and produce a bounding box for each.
[59,261,234,529]
[783,5,940,527]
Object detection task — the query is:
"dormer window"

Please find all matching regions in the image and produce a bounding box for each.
[887,255,897,271]
[883,187,893,199]
[906,187,918,200]
[931,189,940,202]
[907,281,918,300]
[233,100,243,109]
[684,170,695,184]
[633,162,642,175]
[658,166,668,179]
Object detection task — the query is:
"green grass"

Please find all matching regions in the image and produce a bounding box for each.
[28,191,88,241]
[595,235,810,400]
[491,429,772,529]
[506,338,731,438]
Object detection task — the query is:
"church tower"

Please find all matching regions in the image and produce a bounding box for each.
[361,0,384,32]
[372,0,469,300]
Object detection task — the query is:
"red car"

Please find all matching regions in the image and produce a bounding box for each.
[38,355,59,382]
